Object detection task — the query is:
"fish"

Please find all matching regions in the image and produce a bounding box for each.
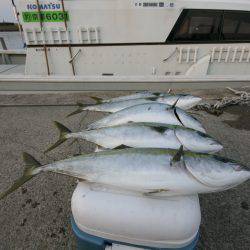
[1,148,249,200]
[45,122,222,154]
[86,103,206,133]
[156,94,202,110]
[67,98,155,117]
[90,91,163,103]
[67,94,202,116]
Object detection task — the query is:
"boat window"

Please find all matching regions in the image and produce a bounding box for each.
[167,10,222,43]
[167,9,250,43]
[222,11,250,41]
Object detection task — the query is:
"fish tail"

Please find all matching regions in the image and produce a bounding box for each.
[45,121,72,153]
[0,153,41,201]
[67,103,89,117]
[89,96,103,104]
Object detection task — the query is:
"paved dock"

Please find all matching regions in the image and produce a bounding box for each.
[0,90,249,249]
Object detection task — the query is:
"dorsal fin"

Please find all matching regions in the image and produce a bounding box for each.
[113,144,131,150]
[153,92,162,97]
[145,97,158,101]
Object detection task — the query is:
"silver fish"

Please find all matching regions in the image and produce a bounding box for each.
[157,94,202,110]
[86,103,206,133]
[45,122,222,154]
[1,148,249,200]
[90,91,163,103]
[67,95,202,116]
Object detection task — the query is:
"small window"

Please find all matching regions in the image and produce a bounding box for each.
[168,10,222,43]
[222,11,250,41]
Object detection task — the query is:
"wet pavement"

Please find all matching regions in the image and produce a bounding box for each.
[0,90,249,250]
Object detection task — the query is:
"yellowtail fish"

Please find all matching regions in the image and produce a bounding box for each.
[68,94,202,116]
[1,148,249,200]
[45,122,222,154]
[86,103,206,133]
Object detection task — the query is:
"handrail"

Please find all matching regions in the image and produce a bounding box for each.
[35,0,50,75]
[69,49,81,63]
[0,49,26,55]
[10,0,25,47]
[61,0,76,75]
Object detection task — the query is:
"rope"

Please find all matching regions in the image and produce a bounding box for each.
[193,88,250,116]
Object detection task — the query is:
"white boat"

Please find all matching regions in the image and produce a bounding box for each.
[1,0,250,91]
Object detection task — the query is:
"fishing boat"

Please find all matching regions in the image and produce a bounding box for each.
[1,0,250,91]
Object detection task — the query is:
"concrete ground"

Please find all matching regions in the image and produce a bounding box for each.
[0,90,249,250]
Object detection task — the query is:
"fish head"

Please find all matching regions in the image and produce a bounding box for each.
[177,95,202,110]
[175,128,223,153]
[184,154,250,190]
[157,95,202,110]
[175,108,206,133]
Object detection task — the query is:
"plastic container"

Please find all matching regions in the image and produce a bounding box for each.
[71,182,201,250]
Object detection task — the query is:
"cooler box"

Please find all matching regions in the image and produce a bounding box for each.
[71,182,201,250]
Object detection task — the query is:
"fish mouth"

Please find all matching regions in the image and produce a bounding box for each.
[181,96,202,109]
[208,143,223,153]
[197,126,206,133]
[189,97,202,108]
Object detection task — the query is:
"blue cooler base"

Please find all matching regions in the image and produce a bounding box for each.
[71,217,199,250]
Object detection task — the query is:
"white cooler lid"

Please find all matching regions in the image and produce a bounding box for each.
[71,182,201,249]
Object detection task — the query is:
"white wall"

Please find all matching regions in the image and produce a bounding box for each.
[0,31,24,49]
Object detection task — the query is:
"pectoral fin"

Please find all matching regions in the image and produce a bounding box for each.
[171,146,184,166]
[144,188,169,196]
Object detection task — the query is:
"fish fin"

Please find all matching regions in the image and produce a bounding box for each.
[153,92,162,97]
[44,121,72,153]
[151,126,167,134]
[144,188,169,196]
[0,153,41,201]
[171,146,184,166]
[89,96,103,104]
[67,103,89,117]
[113,144,131,150]
[23,152,41,168]
[54,121,72,135]
[145,97,158,101]
[67,107,83,117]
[68,138,78,147]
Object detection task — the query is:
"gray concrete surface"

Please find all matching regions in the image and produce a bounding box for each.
[0,90,249,250]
